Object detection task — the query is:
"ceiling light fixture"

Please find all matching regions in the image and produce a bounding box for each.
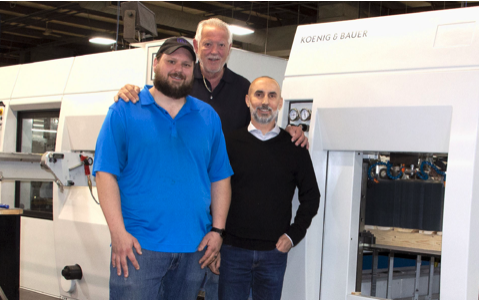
[229,25,254,35]
[89,37,116,45]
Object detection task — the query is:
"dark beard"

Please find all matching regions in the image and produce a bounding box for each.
[153,71,194,99]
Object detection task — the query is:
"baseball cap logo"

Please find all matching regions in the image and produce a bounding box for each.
[177,38,187,44]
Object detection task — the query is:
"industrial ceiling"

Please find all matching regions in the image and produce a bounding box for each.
[1,1,477,67]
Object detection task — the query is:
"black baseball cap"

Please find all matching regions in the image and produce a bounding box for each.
[156,37,196,61]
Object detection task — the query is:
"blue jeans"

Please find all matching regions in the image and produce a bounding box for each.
[109,248,205,300]
[218,245,288,300]
[204,268,219,300]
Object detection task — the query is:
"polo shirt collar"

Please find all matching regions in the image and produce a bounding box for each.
[183,95,200,112]
[194,62,234,83]
[140,85,155,106]
[221,64,235,83]
[194,63,203,79]
[140,85,200,112]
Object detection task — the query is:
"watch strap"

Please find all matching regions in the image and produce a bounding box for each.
[210,227,225,238]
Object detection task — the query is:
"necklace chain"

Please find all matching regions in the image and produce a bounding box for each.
[202,75,212,94]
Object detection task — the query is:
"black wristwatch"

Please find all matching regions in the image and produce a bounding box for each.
[210,227,225,238]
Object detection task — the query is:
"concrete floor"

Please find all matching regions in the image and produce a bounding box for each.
[19,289,59,300]
[16,289,206,300]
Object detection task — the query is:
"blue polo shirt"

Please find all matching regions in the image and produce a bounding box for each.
[93,86,233,253]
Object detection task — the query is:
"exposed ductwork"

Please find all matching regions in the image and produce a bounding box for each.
[77,1,374,58]
[3,1,475,67]
[79,1,268,46]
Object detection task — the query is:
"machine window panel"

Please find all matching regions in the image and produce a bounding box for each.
[356,152,445,299]
[15,110,59,220]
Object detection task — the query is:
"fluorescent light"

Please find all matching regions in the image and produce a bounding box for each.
[229,25,254,35]
[89,37,116,45]
[32,129,57,133]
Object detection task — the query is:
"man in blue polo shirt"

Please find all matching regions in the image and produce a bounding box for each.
[93,37,233,300]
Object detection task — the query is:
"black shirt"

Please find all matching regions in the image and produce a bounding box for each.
[224,127,321,250]
[190,63,251,134]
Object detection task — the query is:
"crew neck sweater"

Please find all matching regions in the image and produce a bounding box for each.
[224,127,320,250]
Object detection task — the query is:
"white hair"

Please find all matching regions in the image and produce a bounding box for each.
[194,18,233,45]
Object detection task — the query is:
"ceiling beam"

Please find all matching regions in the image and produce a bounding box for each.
[163,1,269,27]
[1,2,79,31]
[0,36,90,57]
[0,33,39,45]
[201,1,279,22]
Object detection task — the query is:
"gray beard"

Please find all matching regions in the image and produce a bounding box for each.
[198,57,225,74]
[251,105,278,124]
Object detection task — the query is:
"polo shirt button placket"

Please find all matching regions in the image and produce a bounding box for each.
[171,121,177,137]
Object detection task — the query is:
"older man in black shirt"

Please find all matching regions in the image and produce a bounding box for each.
[190,60,251,134]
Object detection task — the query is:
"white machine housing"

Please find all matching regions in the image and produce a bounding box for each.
[278,6,479,300]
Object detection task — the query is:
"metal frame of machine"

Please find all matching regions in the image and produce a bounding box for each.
[278,6,479,300]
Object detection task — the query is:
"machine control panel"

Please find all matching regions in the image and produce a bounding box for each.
[287,100,313,133]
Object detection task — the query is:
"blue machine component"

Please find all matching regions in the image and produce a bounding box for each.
[417,161,446,182]
[367,161,403,181]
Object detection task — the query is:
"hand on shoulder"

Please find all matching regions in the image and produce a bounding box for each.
[114,84,141,103]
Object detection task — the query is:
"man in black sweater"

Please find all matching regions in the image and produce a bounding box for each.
[215,77,320,300]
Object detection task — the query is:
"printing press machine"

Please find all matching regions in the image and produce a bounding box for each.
[1,6,479,300]
[277,6,479,300]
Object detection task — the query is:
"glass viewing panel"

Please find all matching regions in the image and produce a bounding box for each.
[356,152,445,299]
[16,110,59,219]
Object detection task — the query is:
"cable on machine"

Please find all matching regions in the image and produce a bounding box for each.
[368,161,387,182]
[368,161,404,182]
[386,162,403,180]
[417,160,446,183]
[80,155,100,205]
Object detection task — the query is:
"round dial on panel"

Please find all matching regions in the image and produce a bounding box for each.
[289,108,299,121]
[300,109,312,121]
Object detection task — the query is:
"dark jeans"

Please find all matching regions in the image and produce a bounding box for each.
[218,245,288,300]
[109,248,205,300]
[205,268,219,300]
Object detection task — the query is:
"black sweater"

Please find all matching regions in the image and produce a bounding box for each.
[224,127,320,250]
